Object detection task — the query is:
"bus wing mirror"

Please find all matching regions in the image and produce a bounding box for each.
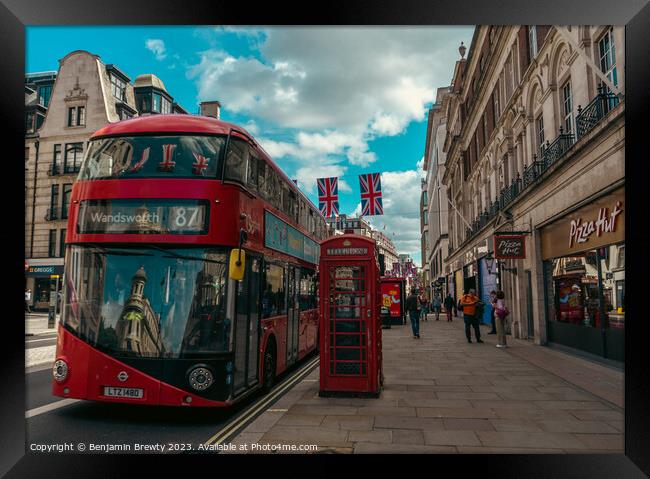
[229,249,246,281]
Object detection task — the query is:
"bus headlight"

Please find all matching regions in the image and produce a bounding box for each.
[188,366,214,392]
[53,359,68,383]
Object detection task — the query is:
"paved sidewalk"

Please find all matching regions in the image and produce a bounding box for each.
[226,315,624,454]
[26,346,57,368]
[25,313,60,336]
[25,314,59,368]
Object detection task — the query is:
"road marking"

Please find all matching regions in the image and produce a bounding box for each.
[267,408,288,412]
[26,399,80,418]
[204,356,319,447]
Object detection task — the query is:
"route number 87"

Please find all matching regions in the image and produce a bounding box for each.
[171,206,201,229]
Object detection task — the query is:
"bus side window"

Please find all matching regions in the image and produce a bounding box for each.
[247,147,258,192]
[257,160,267,199]
[291,191,298,222]
[270,171,281,211]
[225,137,248,184]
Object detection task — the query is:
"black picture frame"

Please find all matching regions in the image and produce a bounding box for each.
[3,0,648,476]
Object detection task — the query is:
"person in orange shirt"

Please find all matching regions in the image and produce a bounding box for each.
[460,288,483,343]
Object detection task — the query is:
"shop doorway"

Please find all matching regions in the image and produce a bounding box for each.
[463,276,476,295]
[526,270,535,339]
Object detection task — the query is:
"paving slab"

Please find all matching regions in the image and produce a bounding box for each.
[391,429,425,445]
[320,415,375,431]
[489,418,545,432]
[442,418,496,431]
[536,420,620,434]
[423,430,482,446]
[374,415,446,431]
[353,443,458,454]
[476,431,590,450]
[348,430,392,444]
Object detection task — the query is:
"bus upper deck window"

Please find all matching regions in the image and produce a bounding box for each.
[225,137,249,184]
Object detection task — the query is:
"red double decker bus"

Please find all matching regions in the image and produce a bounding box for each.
[52,114,327,407]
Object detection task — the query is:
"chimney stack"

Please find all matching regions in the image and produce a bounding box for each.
[199,101,221,119]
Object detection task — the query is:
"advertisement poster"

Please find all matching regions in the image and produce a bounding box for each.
[556,276,584,323]
[381,282,402,317]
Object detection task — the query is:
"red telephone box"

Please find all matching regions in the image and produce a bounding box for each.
[319,234,382,397]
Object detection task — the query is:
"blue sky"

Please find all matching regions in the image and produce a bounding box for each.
[27,26,475,264]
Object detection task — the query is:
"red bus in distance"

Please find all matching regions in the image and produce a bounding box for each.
[52,114,327,407]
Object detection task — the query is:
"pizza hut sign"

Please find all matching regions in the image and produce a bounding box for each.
[569,201,622,248]
[494,235,526,259]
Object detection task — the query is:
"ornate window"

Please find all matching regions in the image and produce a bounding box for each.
[598,27,618,87]
[529,26,538,59]
[562,80,574,134]
[536,114,545,152]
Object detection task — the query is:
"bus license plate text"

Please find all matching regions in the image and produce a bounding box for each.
[103,386,144,398]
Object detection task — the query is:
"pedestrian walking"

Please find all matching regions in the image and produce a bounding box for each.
[405,289,421,338]
[432,295,442,321]
[488,290,497,334]
[444,293,454,322]
[419,294,429,322]
[460,288,483,343]
[494,290,509,348]
[25,289,32,313]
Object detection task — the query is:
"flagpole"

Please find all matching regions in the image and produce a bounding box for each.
[445,194,472,229]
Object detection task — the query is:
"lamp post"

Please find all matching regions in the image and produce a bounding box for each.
[485,252,517,276]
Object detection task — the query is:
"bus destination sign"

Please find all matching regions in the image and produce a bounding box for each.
[77,199,209,235]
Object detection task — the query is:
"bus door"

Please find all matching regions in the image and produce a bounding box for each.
[286,266,300,366]
[246,257,261,386]
[233,256,262,394]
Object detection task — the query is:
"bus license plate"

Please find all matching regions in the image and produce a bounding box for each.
[103,386,144,399]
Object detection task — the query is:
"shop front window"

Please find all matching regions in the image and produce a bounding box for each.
[544,243,624,330]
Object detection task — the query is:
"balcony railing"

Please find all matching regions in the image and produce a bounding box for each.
[63,165,80,175]
[576,84,620,140]
[48,164,60,176]
[45,208,58,221]
[540,127,575,170]
[459,84,621,246]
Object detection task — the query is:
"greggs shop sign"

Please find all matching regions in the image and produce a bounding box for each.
[541,187,624,260]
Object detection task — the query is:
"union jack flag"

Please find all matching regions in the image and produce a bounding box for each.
[317,177,339,218]
[359,173,383,216]
[129,147,150,173]
[158,144,177,171]
[192,152,210,175]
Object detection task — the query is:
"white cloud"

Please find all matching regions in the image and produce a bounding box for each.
[189,28,470,132]
[188,27,473,171]
[295,164,348,195]
[145,39,167,61]
[347,158,424,261]
[243,119,260,136]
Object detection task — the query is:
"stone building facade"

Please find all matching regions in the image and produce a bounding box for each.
[421,86,452,300]
[441,26,624,363]
[25,50,188,310]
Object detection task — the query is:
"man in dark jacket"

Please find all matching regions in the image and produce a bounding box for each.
[444,294,455,322]
[405,289,421,338]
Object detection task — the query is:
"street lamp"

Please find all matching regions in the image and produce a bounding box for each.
[485,252,517,275]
